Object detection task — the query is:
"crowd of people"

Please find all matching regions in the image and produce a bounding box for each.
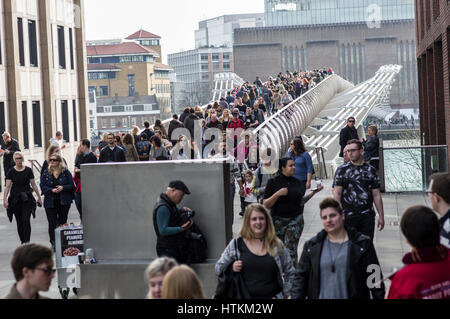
[1,68,449,300]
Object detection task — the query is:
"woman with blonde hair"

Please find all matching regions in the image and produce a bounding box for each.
[215,204,295,299]
[161,265,205,299]
[41,144,67,176]
[194,105,204,119]
[3,152,42,244]
[220,108,231,131]
[40,154,74,249]
[131,126,140,146]
[145,257,177,299]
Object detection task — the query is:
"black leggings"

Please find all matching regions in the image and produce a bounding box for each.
[45,201,70,244]
[13,201,32,244]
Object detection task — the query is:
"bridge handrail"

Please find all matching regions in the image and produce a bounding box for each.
[253,74,353,157]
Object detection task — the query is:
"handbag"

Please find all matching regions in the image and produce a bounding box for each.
[213,238,251,299]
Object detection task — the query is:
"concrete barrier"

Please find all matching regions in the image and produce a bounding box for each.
[78,159,231,298]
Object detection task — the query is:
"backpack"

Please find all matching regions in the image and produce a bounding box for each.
[136,141,150,157]
[183,223,208,264]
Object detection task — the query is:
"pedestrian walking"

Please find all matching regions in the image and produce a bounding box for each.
[3,152,42,244]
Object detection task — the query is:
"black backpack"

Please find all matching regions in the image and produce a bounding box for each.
[183,223,208,264]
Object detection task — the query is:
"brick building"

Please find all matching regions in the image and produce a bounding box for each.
[87,30,172,121]
[415,0,450,169]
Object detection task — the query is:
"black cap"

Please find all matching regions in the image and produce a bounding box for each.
[169,180,191,195]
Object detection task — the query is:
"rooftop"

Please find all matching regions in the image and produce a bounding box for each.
[126,29,161,40]
[154,62,173,71]
[87,42,158,57]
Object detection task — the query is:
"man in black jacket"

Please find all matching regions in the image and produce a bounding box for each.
[141,121,154,140]
[339,117,359,157]
[168,114,184,146]
[292,198,385,299]
[153,180,194,263]
[183,108,199,141]
[1,132,21,178]
[98,133,125,163]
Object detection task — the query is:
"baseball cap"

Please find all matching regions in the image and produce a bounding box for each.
[169,180,191,195]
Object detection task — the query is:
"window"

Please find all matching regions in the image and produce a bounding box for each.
[96,106,104,113]
[131,118,136,126]
[212,54,219,61]
[128,74,135,96]
[112,105,124,112]
[32,102,42,147]
[72,100,78,142]
[200,54,208,61]
[111,119,115,128]
[88,72,116,80]
[125,105,132,112]
[223,62,230,70]
[99,86,108,96]
[201,64,209,71]
[28,20,38,67]
[102,119,107,128]
[18,18,25,66]
[90,120,94,130]
[223,53,230,61]
[57,26,66,69]
[61,100,70,142]
[69,28,74,69]
[122,118,127,127]
[22,102,29,149]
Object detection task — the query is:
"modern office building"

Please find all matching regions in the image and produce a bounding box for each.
[168,14,264,106]
[86,31,172,119]
[235,0,418,110]
[0,0,88,174]
[415,0,450,168]
[168,47,233,106]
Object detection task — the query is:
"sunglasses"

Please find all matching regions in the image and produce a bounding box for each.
[14,157,23,160]
[50,158,61,162]
[34,267,56,276]
[348,120,355,123]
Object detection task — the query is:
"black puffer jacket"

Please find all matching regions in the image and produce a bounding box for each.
[291,226,385,299]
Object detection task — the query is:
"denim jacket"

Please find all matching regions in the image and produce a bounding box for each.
[215,237,295,299]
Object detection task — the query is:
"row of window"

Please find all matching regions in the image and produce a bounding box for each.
[200,62,230,71]
[89,86,108,97]
[15,18,75,69]
[200,53,230,62]
[87,55,154,64]
[0,100,79,151]
[99,116,155,129]
[88,72,117,80]
[155,70,169,78]
[96,104,157,113]
[139,39,160,46]
[155,84,170,94]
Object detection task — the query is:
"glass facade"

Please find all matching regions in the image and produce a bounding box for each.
[265,0,415,27]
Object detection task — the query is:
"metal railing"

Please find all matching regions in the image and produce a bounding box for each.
[254,74,353,159]
[380,145,448,192]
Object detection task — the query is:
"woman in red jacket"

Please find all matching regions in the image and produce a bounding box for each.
[388,205,450,299]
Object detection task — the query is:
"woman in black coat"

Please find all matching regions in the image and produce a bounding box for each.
[40,154,74,249]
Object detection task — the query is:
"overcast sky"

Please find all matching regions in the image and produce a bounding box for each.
[84,0,265,64]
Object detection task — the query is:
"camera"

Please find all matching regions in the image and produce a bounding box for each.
[181,210,196,224]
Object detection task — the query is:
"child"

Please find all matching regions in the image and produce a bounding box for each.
[240,170,258,217]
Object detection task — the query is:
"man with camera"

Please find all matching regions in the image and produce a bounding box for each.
[152,180,194,263]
